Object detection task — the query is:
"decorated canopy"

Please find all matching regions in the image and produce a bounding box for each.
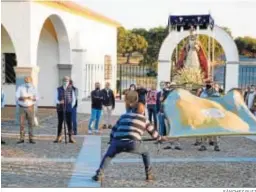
[168,14,214,31]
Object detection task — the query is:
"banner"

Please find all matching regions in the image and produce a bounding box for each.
[164,89,256,137]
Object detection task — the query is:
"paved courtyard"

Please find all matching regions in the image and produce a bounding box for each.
[1,107,256,188]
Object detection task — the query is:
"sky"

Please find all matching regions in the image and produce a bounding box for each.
[76,0,256,38]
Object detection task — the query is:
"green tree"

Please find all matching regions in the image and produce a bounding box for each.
[235,36,256,57]
[117,27,148,64]
[132,26,168,66]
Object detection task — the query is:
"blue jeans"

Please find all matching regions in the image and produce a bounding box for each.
[72,107,77,135]
[98,139,150,172]
[88,108,102,131]
[158,113,166,136]
[147,104,157,128]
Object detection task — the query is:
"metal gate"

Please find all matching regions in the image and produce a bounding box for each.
[116,64,157,99]
[213,64,256,90]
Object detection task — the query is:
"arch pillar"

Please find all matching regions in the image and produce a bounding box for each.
[157,60,171,90]
[225,61,239,92]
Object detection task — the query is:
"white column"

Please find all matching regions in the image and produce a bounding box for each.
[157,60,171,90]
[71,49,86,100]
[225,61,239,93]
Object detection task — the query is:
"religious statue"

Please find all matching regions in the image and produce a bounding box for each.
[176,26,209,79]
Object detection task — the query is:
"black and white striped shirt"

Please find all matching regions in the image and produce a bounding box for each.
[111,112,161,141]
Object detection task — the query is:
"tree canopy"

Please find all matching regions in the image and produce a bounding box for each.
[117,27,148,64]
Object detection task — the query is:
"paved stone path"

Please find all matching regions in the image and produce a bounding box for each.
[1,108,256,188]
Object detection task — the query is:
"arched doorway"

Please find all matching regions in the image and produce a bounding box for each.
[1,24,17,105]
[158,25,239,92]
[36,14,71,106]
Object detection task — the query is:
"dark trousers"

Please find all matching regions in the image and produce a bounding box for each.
[98,139,150,173]
[147,104,157,128]
[72,107,77,134]
[158,113,167,136]
[57,111,72,136]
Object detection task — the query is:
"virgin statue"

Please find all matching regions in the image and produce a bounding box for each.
[176,26,209,79]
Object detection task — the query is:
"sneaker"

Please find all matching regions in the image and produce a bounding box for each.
[1,140,6,144]
[88,130,92,135]
[198,145,207,151]
[94,130,101,135]
[146,168,155,182]
[209,141,214,146]
[17,140,25,144]
[29,139,36,144]
[92,174,103,182]
[174,146,182,150]
[214,145,220,151]
[146,174,155,182]
[163,146,172,150]
[193,141,201,146]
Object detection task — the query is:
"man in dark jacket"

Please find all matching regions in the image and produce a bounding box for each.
[88,82,103,134]
[54,76,76,143]
[102,82,115,129]
[136,84,148,105]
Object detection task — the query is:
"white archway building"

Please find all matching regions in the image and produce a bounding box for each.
[158,16,239,93]
[1,1,120,114]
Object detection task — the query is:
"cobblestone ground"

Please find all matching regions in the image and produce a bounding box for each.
[2,108,256,187]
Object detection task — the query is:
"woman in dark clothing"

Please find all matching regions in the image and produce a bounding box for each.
[124,84,138,112]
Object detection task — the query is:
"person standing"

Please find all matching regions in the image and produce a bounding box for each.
[245,85,256,116]
[1,88,6,144]
[88,82,103,134]
[70,80,78,135]
[244,86,251,105]
[146,84,158,129]
[102,82,115,129]
[54,76,76,143]
[196,80,220,151]
[156,81,167,136]
[124,84,138,113]
[15,76,38,144]
[136,84,148,106]
[92,103,167,182]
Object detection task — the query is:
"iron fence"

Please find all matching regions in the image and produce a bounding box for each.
[116,64,157,99]
[214,64,256,90]
[84,63,104,98]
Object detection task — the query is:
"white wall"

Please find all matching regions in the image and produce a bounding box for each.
[29,2,117,107]
[1,1,33,66]
[2,1,118,108]
[37,28,59,106]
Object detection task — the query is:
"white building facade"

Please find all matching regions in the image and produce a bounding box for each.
[1,1,120,110]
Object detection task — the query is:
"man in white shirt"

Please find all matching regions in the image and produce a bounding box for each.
[54,76,76,143]
[15,76,38,144]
